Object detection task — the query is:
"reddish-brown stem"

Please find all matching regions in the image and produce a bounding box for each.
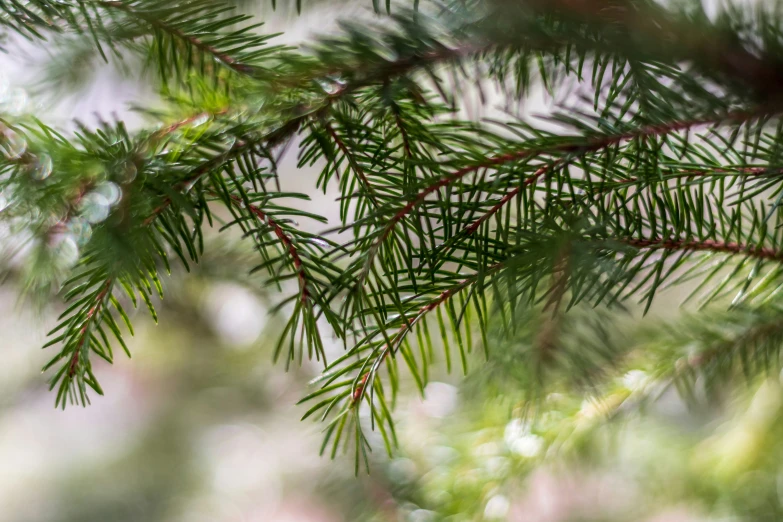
[598,166,775,192]
[376,108,774,249]
[150,109,228,141]
[377,151,532,246]
[624,237,783,261]
[69,280,112,377]
[464,161,558,235]
[324,122,380,206]
[393,110,412,159]
[99,1,255,74]
[352,234,783,402]
[351,287,456,402]
[351,263,503,403]
[223,193,310,301]
[469,164,776,235]
[139,43,487,229]
[351,233,783,401]
[681,166,772,176]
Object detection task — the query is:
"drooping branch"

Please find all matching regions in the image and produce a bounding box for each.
[139,44,491,227]
[324,121,380,207]
[221,193,311,301]
[68,279,114,377]
[351,232,783,405]
[97,0,260,75]
[464,160,561,235]
[351,262,504,403]
[150,109,228,141]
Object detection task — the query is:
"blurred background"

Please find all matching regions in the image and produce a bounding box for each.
[3,1,783,521]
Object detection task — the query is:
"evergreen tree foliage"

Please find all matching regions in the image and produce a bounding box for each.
[4,0,783,472]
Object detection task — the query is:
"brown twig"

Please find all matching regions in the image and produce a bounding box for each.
[150,109,228,141]
[68,279,113,377]
[98,1,257,75]
[324,122,380,206]
[623,237,783,262]
[464,160,561,235]
[374,108,774,258]
[221,193,310,301]
[351,262,504,403]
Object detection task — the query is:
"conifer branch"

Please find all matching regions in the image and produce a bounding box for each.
[624,237,783,262]
[598,166,776,192]
[222,193,310,300]
[140,43,489,227]
[374,107,777,259]
[96,0,258,74]
[351,262,504,403]
[68,279,113,377]
[14,0,783,476]
[324,121,380,206]
[464,160,561,235]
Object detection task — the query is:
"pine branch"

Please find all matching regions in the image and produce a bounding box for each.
[96,0,258,75]
[372,107,778,264]
[323,121,381,207]
[623,237,783,262]
[464,160,561,235]
[223,192,310,300]
[67,278,113,378]
[139,42,491,227]
[470,163,781,240]
[350,262,502,403]
[14,0,783,477]
[42,273,122,408]
[149,109,228,141]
